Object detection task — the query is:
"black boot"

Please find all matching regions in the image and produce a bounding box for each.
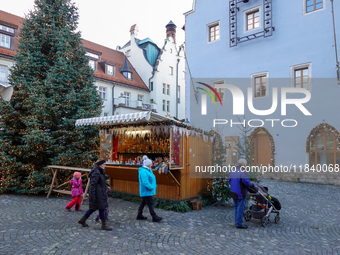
[136,214,147,220]
[101,220,112,231]
[78,215,89,227]
[152,215,162,222]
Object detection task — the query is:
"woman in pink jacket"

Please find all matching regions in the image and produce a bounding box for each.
[65,171,83,211]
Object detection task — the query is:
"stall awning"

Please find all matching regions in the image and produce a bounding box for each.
[75,111,175,127]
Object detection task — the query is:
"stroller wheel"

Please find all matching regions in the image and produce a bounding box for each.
[244,210,252,221]
[274,214,280,224]
[261,216,269,227]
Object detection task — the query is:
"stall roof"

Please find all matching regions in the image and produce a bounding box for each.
[75,111,177,127]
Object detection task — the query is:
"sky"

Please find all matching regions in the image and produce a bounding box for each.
[1,0,194,49]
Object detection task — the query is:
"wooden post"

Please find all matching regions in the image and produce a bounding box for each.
[82,173,90,205]
[47,169,58,198]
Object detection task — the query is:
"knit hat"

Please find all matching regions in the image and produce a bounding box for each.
[143,155,152,167]
[73,171,81,179]
[96,159,106,166]
[238,158,247,166]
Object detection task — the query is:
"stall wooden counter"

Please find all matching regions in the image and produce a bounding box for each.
[75,111,213,201]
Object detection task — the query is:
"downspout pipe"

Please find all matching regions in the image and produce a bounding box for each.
[331,0,339,83]
[176,58,179,118]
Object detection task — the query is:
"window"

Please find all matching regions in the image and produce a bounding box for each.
[150,82,153,91]
[169,66,173,75]
[138,95,144,101]
[247,10,260,31]
[0,65,8,82]
[88,59,96,71]
[162,100,166,111]
[99,87,106,100]
[123,72,132,80]
[106,65,114,76]
[291,63,312,90]
[306,0,323,13]
[208,22,220,42]
[103,112,109,117]
[0,24,16,50]
[85,52,100,59]
[182,71,185,79]
[126,49,131,57]
[177,86,180,104]
[254,76,267,98]
[0,34,11,48]
[167,101,170,112]
[124,92,131,107]
[167,84,170,95]
[309,130,340,167]
[170,48,172,53]
[163,84,166,94]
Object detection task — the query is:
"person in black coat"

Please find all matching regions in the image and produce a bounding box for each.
[78,159,112,231]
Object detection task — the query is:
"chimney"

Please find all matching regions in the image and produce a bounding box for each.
[166,20,177,43]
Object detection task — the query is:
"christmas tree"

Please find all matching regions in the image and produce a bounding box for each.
[0,0,102,194]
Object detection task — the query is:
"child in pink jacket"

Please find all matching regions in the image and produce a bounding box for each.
[65,171,83,211]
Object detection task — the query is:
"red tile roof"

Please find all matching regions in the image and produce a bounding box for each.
[0,10,148,90]
[82,40,148,90]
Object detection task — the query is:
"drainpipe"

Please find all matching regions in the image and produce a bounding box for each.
[112,83,115,115]
[176,58,180,118]
[331,0,339,83]
[149,69,155,111]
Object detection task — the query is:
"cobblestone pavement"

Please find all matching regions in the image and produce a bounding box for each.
[1,179,340,255]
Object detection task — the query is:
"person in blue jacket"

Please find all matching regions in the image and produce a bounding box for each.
[136,155,162,222]
[229,158,254,229]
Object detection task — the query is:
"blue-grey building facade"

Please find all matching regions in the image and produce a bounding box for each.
[185,0,340,174]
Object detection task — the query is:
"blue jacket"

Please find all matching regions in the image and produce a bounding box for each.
[229,165,251,200]
[138,166,157,197]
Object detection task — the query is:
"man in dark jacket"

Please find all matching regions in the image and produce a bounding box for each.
[229,158,253,229]
[78,159,112,231]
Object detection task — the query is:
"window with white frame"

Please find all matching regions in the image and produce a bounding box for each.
[162,100,166,111]
[0,65,8,82]
[103,112,109,117]
[163,83,166,94]
[0,24,16,50]
[212,79,225,103]
[169,66,173,75]
[138,94,144,101]
[124,92,131,107]
[208,22,220,42]
[123,72,132,80]
[106,65,114,76]
[245,7,260,31]
[251,72,268,98]
[86,52,100,59]
[99,87,107,100]
[182,71,185,79]
[306,0,324,13]
[290,63,312,90]
[167,101,170,112]
[167,84,170,95]
[88,59,96,71]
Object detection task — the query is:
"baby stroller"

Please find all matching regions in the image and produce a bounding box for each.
[244,183,281,227]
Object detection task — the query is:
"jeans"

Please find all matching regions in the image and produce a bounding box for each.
[233,198,247,227]
[138,196,156,217]
[84,208,105,221]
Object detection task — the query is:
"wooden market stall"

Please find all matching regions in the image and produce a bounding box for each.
[75,111,213,201]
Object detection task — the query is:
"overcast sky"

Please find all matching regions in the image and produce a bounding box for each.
[1,0,193,49]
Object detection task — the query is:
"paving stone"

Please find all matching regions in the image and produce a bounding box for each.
[1,179,340,254]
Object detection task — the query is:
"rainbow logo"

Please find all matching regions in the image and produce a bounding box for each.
[197,82,223,106]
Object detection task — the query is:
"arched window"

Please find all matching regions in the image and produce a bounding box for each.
[307,124,340,167]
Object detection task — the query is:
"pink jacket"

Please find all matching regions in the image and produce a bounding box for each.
[70,178,83,197]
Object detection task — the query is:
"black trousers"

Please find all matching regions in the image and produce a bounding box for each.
[138,196,156,217]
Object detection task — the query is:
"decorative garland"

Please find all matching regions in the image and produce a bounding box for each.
[100,120,213,136]
[248,127,275,167]
[305,123,340,153]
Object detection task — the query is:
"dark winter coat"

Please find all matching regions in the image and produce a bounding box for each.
[88,165,108,210]
[229,165,251,200]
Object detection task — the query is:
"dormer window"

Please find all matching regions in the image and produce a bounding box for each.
[106,64,114,76]
[120,56,133,80]
[85,50,101,72]
[123,72,132,80]
[0,23,17,50]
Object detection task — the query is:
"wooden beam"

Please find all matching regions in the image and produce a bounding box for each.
[47,169,58,198]
[168,170,180,187]
[47,165,91,172]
